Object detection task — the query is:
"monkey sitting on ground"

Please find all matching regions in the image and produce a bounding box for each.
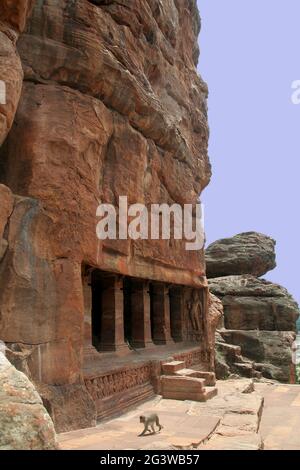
[138,414,163,436]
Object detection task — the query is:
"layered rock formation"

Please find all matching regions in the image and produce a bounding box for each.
[0,0,35,145]
[0,1,213,432]
[206,232,276,278]
[210,275,299,332]
[207,233,299,383]
[0,350,57,450]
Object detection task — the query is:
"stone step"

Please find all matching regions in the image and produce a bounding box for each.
[161,375,206,391]
[233,362,254,378]
[160,375,207,401]
[175,369,216,386]
[254,363,265,372]
[160,385,218,402]
[216,342,242,359]
[160,375,218,402]
[239,356,255,367]
[202,386,218,401]
[162,361,185,375]
[253,370,263,380]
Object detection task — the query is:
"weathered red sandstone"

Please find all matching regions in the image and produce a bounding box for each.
[208,292,223,370]
[0,1,35,145]
[207,233,299,383]
[206,232,276,278]
[210,275,299,332]
[0,184,14,261]
[0,1,214,433]
[0,351,57,450]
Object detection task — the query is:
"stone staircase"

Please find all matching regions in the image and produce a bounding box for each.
[160,361,218,402]
[216,341,262,380]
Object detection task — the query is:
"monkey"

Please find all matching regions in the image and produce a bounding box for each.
[138,414,163,436]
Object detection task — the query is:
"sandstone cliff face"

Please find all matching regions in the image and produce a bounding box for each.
[0,350,57,450]
[207,233,299,383]
[0,1,211,429]
[2,0,210,291]
[0,1,35,145]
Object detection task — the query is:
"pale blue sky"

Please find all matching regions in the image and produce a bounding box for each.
[198,1,300,304]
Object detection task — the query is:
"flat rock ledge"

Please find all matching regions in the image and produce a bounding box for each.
[189,379,264,450]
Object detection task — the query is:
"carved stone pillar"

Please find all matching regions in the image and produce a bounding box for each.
[101,276,128,352]
[151,283,173,345]
[82,270,95,353]
[169,286,185,342]
[131,280,154,348]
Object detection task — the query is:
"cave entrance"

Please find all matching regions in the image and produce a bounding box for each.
[90,271,128,352]
[169,286,185,342]
[91,270,103,351]
[123,277,133,346]
[149,283,173,345]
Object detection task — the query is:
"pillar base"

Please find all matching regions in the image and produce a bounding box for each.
[83,345,99,356]
[131,340,155,349]
[172,336,184,343]
[153,338,175,346]
[100,342,130,353]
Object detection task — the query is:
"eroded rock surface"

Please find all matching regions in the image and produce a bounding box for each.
[0,351,57,450]
[210,275,299,332]
[206,232,276,278]
[219,330,295,383]
[0,1,212,431]
[208,236,299,383]
[0,0,35,145]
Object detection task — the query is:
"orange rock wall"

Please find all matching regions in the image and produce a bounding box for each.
[0,0,211,386]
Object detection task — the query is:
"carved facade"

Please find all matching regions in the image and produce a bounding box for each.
[0,1,213,431]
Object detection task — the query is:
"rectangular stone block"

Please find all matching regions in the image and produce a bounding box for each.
[176,369,216,386]
[161,375,206,395]
[162,361,185,375]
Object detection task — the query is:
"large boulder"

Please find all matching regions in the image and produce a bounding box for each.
[209,275,299,332]
[206,232,276,278]
[0,351,57,450]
